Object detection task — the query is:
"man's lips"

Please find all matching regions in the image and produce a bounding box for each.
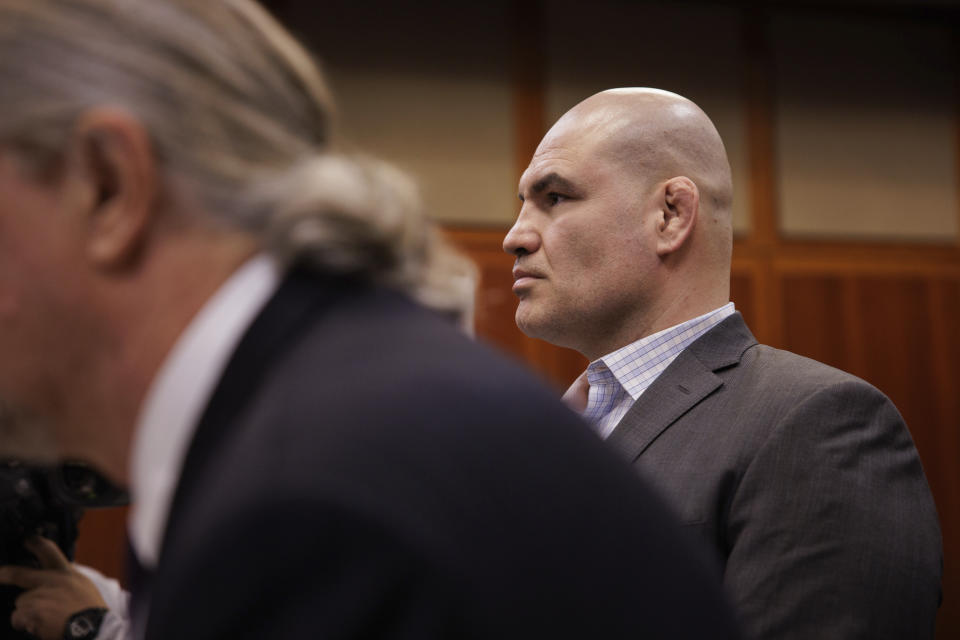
[512,267,544,293]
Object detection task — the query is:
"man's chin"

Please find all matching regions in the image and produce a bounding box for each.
[515,305,551,342]
[515,305,583,354]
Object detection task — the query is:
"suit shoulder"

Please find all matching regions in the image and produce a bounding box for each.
[288,286,562,406]
[739,342,888,401]
[227,286,589,465]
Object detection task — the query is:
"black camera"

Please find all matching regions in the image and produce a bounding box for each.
[0,460,128,639]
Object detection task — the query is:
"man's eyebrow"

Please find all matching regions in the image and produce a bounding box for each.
[518,173,576,201]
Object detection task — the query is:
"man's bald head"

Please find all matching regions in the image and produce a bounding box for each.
[546,88,733,225]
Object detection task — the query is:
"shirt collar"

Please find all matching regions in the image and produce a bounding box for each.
[127,254,280,567]
[593,302,736,401]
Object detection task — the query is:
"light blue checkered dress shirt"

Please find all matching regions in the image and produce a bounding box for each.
[584,303,736,439]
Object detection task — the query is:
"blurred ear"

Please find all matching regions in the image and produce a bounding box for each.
[656,176,698,257]
[67,109,159,269]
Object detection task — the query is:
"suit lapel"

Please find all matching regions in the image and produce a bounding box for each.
[605,313,757,463]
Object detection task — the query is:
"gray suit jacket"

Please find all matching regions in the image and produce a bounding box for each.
[607,313,941,639]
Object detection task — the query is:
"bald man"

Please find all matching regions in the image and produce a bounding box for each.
[505,88,942,639]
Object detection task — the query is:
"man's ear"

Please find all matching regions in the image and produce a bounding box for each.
[67,108,158,269]
[656,176,698,257]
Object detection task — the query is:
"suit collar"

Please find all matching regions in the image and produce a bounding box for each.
[128,255,280,568]
[158,268,354,554]
[605,313,756,462]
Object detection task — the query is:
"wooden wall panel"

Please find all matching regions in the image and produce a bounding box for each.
[730,270,757,331]
[450,230,525,358]
[771,11,959,242]
[851,274,960,638]
[780,274,850,371]
[527,340,588,391]
[924,277,960,638]
[74,507,128,587]
[928,279,960,506]
[853,277,940,431]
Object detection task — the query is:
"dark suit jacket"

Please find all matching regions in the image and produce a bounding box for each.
[138,270,740,639]
[607,312,942,639]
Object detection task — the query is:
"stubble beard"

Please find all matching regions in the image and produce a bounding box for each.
[515,297,582,353]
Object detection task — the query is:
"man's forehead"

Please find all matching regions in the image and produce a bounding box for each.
[518,127,611,194]
[518,149,579,196]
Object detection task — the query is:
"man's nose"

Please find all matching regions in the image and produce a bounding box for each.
[503,209,540,257]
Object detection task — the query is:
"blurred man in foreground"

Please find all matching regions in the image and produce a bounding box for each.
[0,3,740,639]
[504,87,942,639]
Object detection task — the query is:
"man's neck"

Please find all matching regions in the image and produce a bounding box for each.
[580,292,731,362]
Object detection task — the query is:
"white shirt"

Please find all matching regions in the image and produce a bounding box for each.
[87,254,280,640]
[77,565,130,640]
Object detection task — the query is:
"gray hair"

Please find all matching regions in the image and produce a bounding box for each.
[0,0,475,319]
